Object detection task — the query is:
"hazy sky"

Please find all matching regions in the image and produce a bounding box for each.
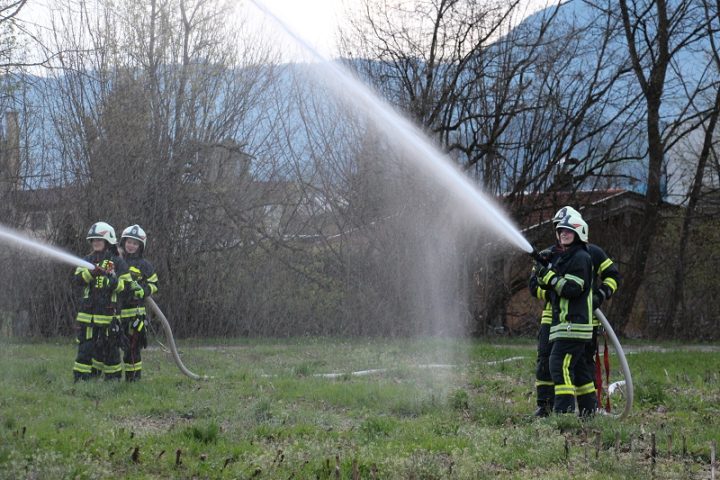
[242,0,555,60]
[247,0,344,58]
[18,0,555,63]
[18,0,347,60]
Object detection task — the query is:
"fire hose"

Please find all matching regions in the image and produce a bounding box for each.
[145,297,206,380]
[593,308,633,419]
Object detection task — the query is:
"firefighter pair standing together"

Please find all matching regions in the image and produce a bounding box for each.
[72,222,158,382]
[529,206,620,417]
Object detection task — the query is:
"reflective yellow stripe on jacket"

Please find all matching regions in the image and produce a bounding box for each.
[146,272,159,295]
[75,313,116,325]
[549,292,594,341]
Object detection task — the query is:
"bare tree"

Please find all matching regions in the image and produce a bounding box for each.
[24,0,282,335]
[0,1,27,68]
[607,0,715,334]
[663,0,720,333]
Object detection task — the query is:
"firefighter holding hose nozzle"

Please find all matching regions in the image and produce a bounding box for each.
[529,212,597,416]
[530,206,620,416]
[72,222,130,381]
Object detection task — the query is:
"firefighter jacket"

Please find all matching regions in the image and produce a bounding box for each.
[543,244,594,342]
[120,255,158,320]
[531,243,620,327]
[588,244,619,296]
[74,251,130,325]
[587,244,620,324]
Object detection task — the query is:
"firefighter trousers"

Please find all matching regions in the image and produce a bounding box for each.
[535,323,554,411]
[121,316,146,381]
[73,323,122,381]
[549,339,597,415]
[73,325,97,381]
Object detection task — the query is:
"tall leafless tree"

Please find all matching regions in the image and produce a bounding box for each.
[608,0,715,334]
[25,0,284,335]
[663,0,720,333]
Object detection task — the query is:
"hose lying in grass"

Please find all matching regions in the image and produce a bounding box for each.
[145,297,207,380]
[311,357,527,378]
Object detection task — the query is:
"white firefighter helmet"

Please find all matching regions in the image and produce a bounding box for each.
[87,221,117,245]
[121,224,147,248]
[555,213,589,243]
[552,205,581,225]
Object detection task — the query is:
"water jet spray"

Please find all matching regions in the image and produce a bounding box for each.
[248,0,631,418]
[0,225,95,270]
[247,0,533,255]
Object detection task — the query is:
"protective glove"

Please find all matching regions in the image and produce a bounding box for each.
[91,266,106,277]
[538,249,553,265]
[536,264,559,288]
[129,281,145,299]
[593,286,611,309]
[592,291,604,309]
[599,284,613,301]
[529,271,548,292]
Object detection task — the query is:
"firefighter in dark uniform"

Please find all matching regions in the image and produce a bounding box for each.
[534,212,596,415]
[118,224,158,381]
[530,206,620,416]
[73,222,131,381]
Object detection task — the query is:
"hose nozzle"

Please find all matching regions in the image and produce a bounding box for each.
[530,248,550,266]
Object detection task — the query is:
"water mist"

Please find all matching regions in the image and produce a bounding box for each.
[246,0,533,345]
[0,225,94,269]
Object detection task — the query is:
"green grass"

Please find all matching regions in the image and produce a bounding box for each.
[1,337,718,479]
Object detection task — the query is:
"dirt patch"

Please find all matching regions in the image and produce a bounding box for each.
[116,414,193,436]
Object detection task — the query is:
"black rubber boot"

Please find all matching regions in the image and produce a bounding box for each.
[534,405,552,417]
[553,394,576,414]
[577,393,597,418]
[535,384,554,417]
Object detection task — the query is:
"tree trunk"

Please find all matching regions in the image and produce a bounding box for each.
[665,86,720,333]
[613,0,670,335]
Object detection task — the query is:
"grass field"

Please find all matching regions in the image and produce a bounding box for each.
[1,336,718,479]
